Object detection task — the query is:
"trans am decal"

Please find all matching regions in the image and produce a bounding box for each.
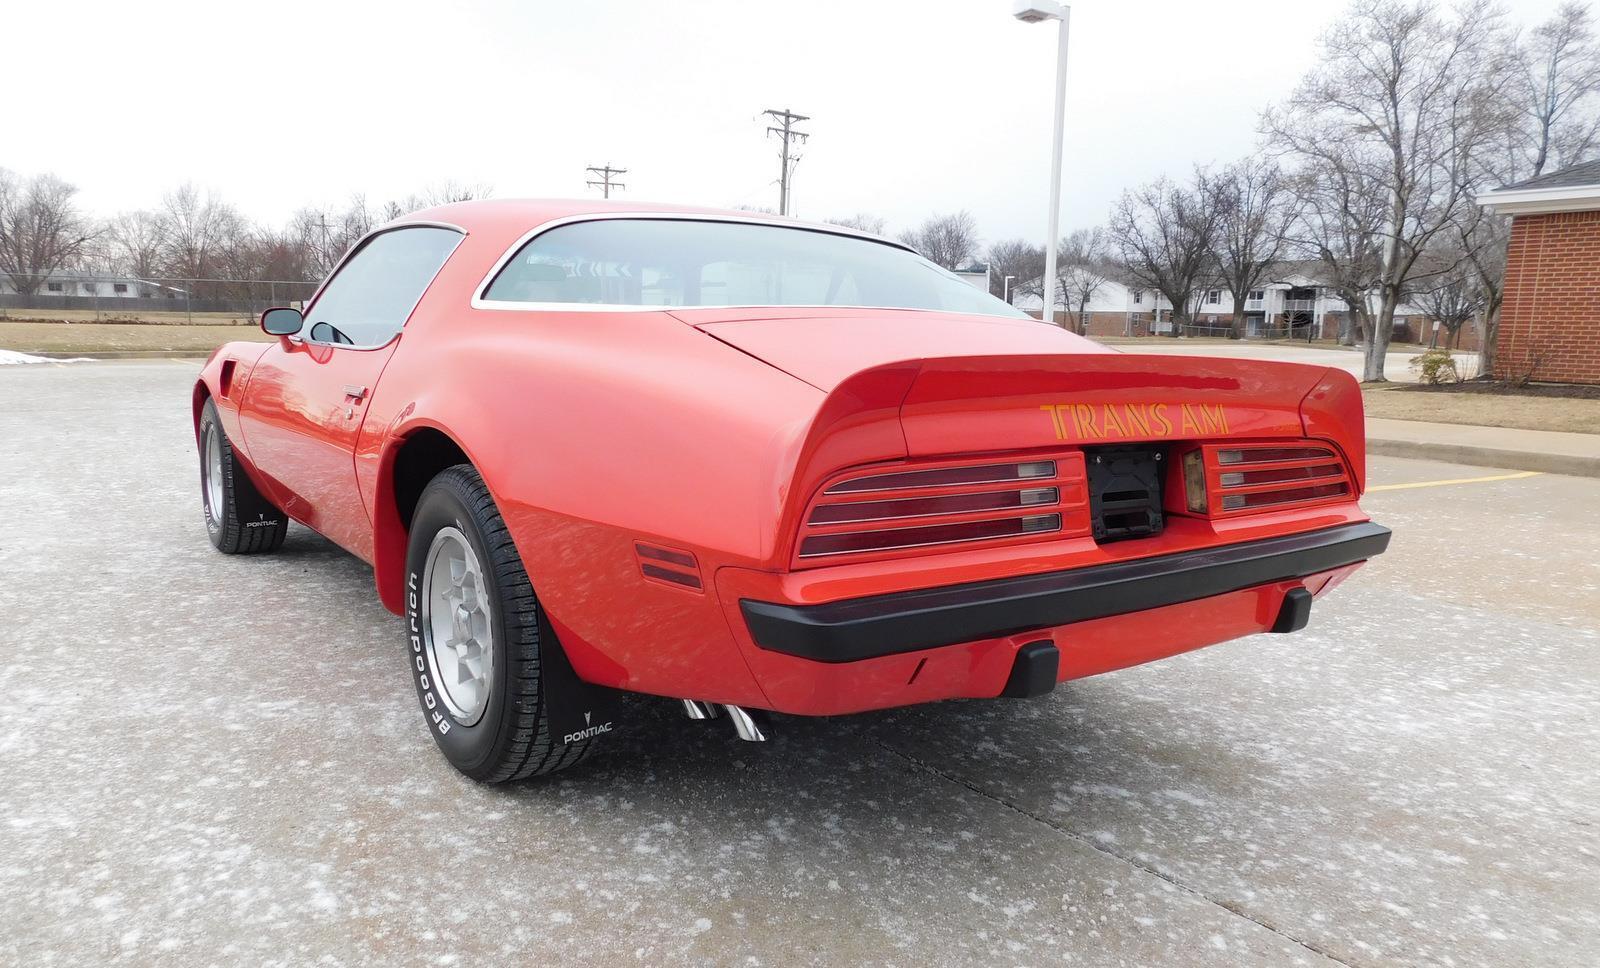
[1040,402,1231,441]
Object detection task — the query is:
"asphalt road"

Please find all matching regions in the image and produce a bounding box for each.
[3,361,1596,967]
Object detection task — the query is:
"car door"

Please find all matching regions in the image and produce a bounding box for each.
[239,224,463,560]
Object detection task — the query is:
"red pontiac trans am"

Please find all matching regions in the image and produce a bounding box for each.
[193,200,1390,782]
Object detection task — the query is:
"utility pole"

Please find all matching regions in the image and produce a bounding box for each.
[314,215,332,273]
[762,108,809,216]
[585,164,627,199]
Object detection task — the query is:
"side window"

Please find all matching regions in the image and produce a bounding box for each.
[305,226,462,347]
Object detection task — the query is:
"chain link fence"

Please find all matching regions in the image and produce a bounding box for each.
[0,274,321,322]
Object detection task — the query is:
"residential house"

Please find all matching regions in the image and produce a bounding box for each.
[0,272,180,299]
[951,263,992,292]
[1013,269,1441,345]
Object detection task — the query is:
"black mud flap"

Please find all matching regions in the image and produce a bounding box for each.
[1000,640,1060,698]
[1272,586,1313,633]
[539,613,626,746]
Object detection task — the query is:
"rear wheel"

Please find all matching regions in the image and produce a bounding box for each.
[198,398,288,554]
[404,465,592,782]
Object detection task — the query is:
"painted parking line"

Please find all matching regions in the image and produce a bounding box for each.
[1367,470,1543,493]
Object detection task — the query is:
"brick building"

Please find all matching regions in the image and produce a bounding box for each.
[1479,159,1600,385]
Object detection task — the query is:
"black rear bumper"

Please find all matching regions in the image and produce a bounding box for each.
[741,521,1391,663]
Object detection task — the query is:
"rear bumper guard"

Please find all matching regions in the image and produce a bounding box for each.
[741,521,1391,663]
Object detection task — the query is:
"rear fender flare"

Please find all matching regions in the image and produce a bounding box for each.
[372,416,485,614]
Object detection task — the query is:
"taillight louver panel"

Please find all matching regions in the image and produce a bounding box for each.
[824,460,1057,494]
[1219,482,1349,511]
[799,513,1063,558]
[796,454,1090,566]
[1216,462,1345,489]
[1200,443,1352,516]
[807,486,1060,526]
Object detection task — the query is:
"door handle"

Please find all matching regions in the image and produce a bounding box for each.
[342,385,368,401]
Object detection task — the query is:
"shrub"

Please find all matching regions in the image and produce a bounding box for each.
[1409,349,1460,385]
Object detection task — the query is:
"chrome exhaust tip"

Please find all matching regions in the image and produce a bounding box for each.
[680,699,721,720]
[722,704,769,742]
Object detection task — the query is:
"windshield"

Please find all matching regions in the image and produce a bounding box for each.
[480,218,1028,318]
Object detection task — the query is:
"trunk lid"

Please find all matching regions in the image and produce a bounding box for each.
[672,307,1112,391]
[678,309,1366,570]
[895,352,1331,456]
[674,307,1338,457]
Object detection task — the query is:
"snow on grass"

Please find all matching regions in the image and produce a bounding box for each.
[0,350,92,365]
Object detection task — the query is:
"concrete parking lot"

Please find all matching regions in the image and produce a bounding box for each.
[4,361,1597,967]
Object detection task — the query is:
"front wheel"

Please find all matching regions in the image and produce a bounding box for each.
[404,465,592,782]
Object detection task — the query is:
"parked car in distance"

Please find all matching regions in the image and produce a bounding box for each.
[193,200,1390,782]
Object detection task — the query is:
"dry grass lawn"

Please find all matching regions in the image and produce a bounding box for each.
[0,321,271,354]
[1363,384,1600,435]
[0,308,253,326]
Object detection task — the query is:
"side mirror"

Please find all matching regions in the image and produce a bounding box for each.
[261,306,303,336]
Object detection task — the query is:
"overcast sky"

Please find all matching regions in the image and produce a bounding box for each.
[8,0,1570,247]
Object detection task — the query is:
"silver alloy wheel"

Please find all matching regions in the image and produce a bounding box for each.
[421,526,495,726]
[202,426,223,524]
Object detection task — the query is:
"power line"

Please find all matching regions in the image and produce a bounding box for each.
[762,108,809,216]
[585,164,627,199]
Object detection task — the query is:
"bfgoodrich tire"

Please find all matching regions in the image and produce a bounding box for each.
[404,464,592,783]
[198,398,288,554]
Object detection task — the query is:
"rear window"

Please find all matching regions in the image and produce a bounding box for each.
[481,218,1027,318]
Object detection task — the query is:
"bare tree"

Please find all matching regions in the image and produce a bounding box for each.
[377,181,493,223]
[157,183,246,285]
[1107,171,1219,334]
[0,170,97,294]
[985,238,1045,302]
[1454,200,1510,374]
[1266,0,1514,381]
[105,210,167,279]
[1518,1,1600,176]
[826,213,889,236]
[1412,241,1485,350]
[280,185,493,282]
[899,211,981,270]
[1289,161,1387,347]
[1208,158,1295,339]
[1056,227,1113,334]
[231,228,318,291]
[291,196,378,278]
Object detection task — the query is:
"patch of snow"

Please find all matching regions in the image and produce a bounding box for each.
[0,350,92,365]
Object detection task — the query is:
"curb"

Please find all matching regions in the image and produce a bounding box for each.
[1368,438,1600,479]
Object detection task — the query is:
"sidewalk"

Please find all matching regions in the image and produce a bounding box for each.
[1367,417,1600,478]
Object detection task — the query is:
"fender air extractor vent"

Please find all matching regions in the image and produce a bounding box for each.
[634,543,702,591]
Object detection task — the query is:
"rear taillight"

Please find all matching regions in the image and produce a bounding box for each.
[1182,443,1353,516]
[823,460,1057,493]
[796,455,1088,566]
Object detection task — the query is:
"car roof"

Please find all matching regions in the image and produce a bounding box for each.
[391,198,904,250]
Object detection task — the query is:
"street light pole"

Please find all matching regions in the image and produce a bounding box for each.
[1003,274,1016,304]
[1014,1,1072,327]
